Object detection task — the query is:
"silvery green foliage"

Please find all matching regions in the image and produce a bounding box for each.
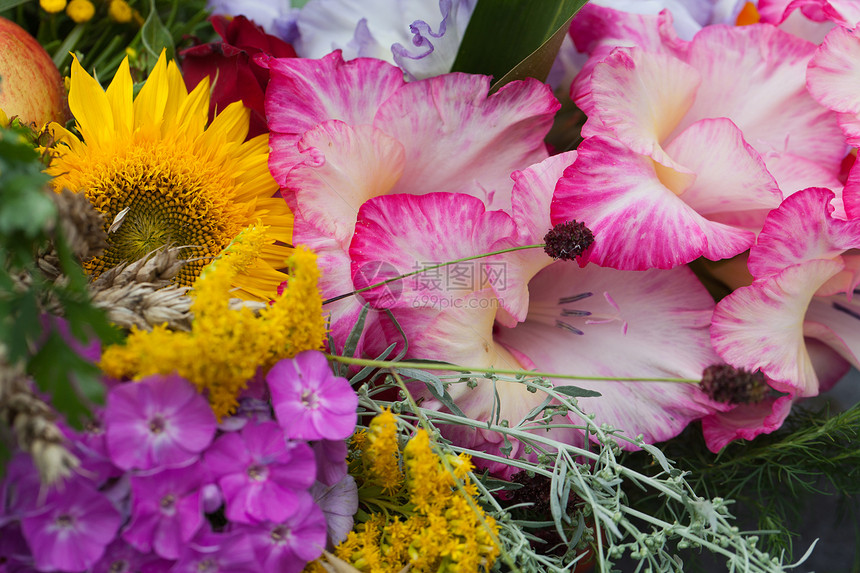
[356,370,815,572]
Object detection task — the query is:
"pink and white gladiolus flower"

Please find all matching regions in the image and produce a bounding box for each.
[712,188,860,397]
[261,50,558,354]
[553,15,843,271]
[350,155,728,473]
[707,188,860,449]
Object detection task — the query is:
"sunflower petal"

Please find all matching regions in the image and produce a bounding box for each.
[68,56,114,147]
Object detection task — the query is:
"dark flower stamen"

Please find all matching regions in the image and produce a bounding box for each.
[543,220,594,261]
[701,364,769,405]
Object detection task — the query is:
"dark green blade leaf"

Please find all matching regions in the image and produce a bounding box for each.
[451,0,588,85]
[554,385,601,398]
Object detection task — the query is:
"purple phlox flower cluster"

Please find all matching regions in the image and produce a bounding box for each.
[0,352,359,572]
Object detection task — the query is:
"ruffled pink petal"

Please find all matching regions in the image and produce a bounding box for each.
[511,151,578,245]
[349,193,518,309]
[680,24,844,171]
[570,5,689,114]
[374,74,558,212]
[760,0,860,27]
[667,118,782,216]
[286,121,405,249]
[263,51,405,184]
[808,25,860,145]
[711,259,845,396]
[748,188,860,278]
[480,151,581,324]
[583,47,701,172]
[551,136,755,270]
[493,261,722,446]
[701,395,794,453]
[807,26,860,118]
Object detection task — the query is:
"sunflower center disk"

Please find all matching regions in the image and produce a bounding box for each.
[82,145,241,286]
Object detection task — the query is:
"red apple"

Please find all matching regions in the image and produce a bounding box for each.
[0,16,67,126]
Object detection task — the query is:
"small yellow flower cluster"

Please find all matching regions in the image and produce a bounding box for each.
[39,0,134,23]
[108,0,133,23]
[100,224,327,419]
[321,412,500,573]
[363,409,403,494]
[66,0,94,23]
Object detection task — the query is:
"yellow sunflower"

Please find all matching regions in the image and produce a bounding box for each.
[47,52,293,300]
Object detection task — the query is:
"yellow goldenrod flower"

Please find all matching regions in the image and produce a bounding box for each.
[108,0,132,22]
[65,0,95,22]
[46,52,293,300]
[404,430,455,514]
[322,413,500,572]
[364,409,403,494]
[99,226,327,419]
[39,0,66,13]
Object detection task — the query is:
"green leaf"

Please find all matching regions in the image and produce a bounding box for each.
[0,179,56,237]
[0,288,40,363]
[397,368,445,395]
[141,0,175,61]
[342,304,370,358]
[351,342,397,385]
[451,0,587,86]
[554,385,601,398]
[422,378,467,418]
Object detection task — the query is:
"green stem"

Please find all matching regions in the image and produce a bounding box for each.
[322,243,546,305]
[328,354,699,384]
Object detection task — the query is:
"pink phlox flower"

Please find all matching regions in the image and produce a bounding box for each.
[19,477,121,572]
[104,374,217,471]
[267,351,358,441]
[122,465,208,560]
[89,538,173,573]
[171,529,258,573]
[59,417,122,487]
[232,494,327,573]
[205,420,316,524]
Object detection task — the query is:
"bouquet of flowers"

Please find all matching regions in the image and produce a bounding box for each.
[1,0,859,571]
